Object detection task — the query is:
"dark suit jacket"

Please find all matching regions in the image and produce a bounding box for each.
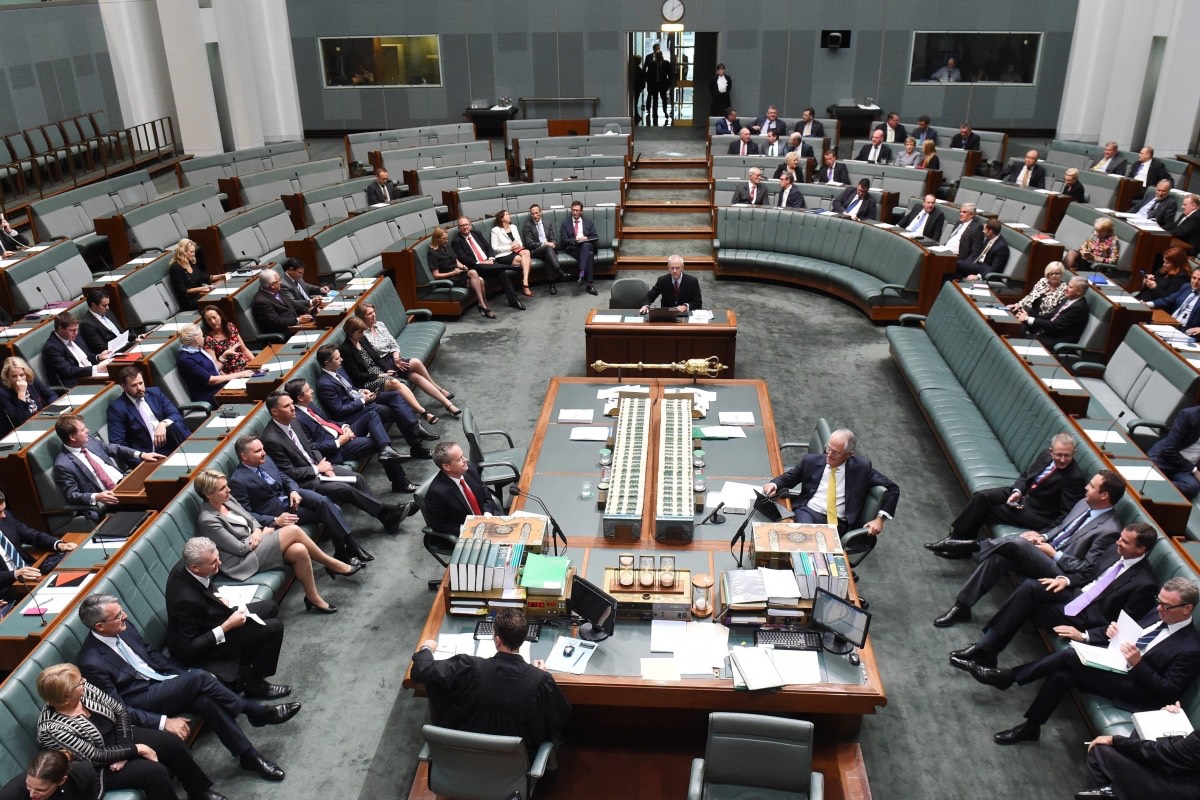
[424,464,497,534]
[855,143,893,164]
[77,627,188,729]
[177,349,219,405]
[558,216,598,257]
[42,333,98,388]
[52,438,137,510]
[296,403,348,461]
[642,273,702,311]
[770,453,900,529]
[1090,155,1128,175]
[954,218,987,261]
[874,122,907,142]
[251,287,299,336]
[0,380,57,436]
[1110,728,1200,777]
[521,217,557,249]
[1106,611,1200,712]
[1128,158,1172,188]
[781,142,815,162]
[1039,502,1121,583]
[1129,191,1179,228]
[776,185,806,209]
[0,511,59,591]
[815,162,850,185]
[1074,559,1160,641]
[950,132,981,151]
[1150,405,1200,475]
[962,234,1010,274]
[1012,450,1087,526]
[832,187,878,220]
[452,229,494,266]
[1025,296,1089,349]
[280,271,322,315]
[1166,211,1200,253]
[714,118,741,135]
[365,180,403,205]
[1061,180,1086,202]
[998,162,1046,189]
[730,181,767,206]
[261,419,325,488]
[164,558,252,679]
[106,388,188,454]
[727,140,760,156]
[316,369,371,422]
[1160,288,1200,331]
[897,205,946,239]
[752,117,787,137]
[761,141,787,160]
[913,127,938,145]
[79,311,126,354]
[793,119,825,137]
[229,458,300,527]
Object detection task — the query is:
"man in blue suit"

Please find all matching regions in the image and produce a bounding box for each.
[559,201,599,295]
[1149,267,1200,334]
[715,107,741,136]
[1149,404,1200,498]
[51,414,163,521]
[761,428,899,537]
[107,366,189,455]
[42,311,110,389]
[0,489,76,600]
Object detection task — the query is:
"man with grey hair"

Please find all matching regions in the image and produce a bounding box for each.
[1089,141,1128,175]
[252,268,312,336]
[761,428,899,537]
[944,203,984,261]
[76,588,298,781]
[423,441,498,534]
[730,166,766,206]
[639,255,702,315]
[1016,275,1091,349]
[177,322,254,405]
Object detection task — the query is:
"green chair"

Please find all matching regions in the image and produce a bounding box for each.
[461,408,524,499]
[414,472,457,591]
[419,723,554,800]
[687,712,824,800]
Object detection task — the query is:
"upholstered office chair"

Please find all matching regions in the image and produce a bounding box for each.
[608,277,649,309]
[461,407,524,498]
[419,724,554,800]
[414,472,458,591]
[687,712,824,800]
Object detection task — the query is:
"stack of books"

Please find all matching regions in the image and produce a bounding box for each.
[792,551,852,599]
[716,567,805,626]
[518,554,572,619]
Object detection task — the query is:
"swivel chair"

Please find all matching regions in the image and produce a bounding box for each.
[687,712,824,800]
[419,724,554,800]
[608,277,649,309]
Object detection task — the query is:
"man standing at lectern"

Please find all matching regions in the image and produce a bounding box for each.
[639,255,702,315]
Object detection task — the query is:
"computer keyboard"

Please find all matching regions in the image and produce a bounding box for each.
[474,619,541,642]
[754,626,822,651]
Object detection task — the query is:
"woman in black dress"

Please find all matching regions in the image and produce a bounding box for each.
[338,316,440,424]
[0,357,57,436]
[708,63,732,117]
[427,226,491,318]
[168,238,224,311]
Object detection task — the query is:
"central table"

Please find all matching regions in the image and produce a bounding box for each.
[584,309,738,378]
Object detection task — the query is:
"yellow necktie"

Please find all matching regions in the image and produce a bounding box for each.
[826,467,838,526]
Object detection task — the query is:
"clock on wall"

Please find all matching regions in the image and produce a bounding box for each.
[661,0,684,22]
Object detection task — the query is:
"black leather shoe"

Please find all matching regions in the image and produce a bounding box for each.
[409,445,433,460]
[413,425,439,441]
[192,790,229,800]
[378,446,402,460]
[249,702,301,728]
[586,284,598,295]
[241,680,291,700]
[970,662,1015,690]
[994,721,1040,745]
[351,543,374,562]
[925,537,980,558]
[381,506,403,534]
[509,300,526,310]
[303,597,338,614]
[392,481,419,493]
[1074,788,1115,799]
[933,603,972,628]
[326,561,364,579]
[949,643,997,668]
[240,752,286,781]
[548,283,558,295]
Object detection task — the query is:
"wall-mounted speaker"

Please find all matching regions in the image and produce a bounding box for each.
[821,30,851,50]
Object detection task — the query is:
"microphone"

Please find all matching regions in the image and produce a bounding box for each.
[16,570,47,627]
[699,500,726,525]
[35,284,49,310]
[508,485,568,556]
[1095,411,1126,454]
[729,509,754,568]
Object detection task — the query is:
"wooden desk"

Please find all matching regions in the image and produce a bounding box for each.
[584,309,738,378]
[214,344,287,402]
[1109,458,1191,532]
[113,437,225,509]
[960,284,1024,337]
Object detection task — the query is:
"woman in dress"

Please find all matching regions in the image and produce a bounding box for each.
[354,302,459,416]
[1063,217,1120,272]
[194,469,359,614]
[167,238,223,312]
[921,140,940,171]
[338,316,441,424]
[427,227,492,318]
[490,210,533,297]
[1139,247,1191,305]
[1008,261,1067,315]
[895,137,923,167]
[0,357,57,436]
[34,664,217,800]
[200,305,254,375]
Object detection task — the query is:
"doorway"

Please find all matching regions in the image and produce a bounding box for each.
[628,31,717,128]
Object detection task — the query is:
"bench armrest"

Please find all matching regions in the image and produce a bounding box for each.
[897,313,926,326]
[879,283,916,297]
[406,308,433,321]
[1067,361,1105,376]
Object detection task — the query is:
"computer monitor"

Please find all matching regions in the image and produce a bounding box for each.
[811,588,871,654]
[569,574,617,642]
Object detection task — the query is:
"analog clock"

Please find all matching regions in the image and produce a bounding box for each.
[662,0,684,22]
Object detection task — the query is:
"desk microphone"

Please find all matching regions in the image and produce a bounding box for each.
[1096,411,1126,454]
[508,485,568,556]
[729,509,754,568]
[35,284,50,310]
[699,500,726,525]
[16,571,47,627]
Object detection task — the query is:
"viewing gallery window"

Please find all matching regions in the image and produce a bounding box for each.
[909,31,1042,85]
[320,35,442,88]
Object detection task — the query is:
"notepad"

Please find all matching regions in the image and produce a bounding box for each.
[640,658,681,681]
[718,412,755,426]
[569,426,611,441]
[558,409,594,423]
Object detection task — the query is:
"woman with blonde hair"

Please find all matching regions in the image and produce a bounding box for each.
[1008,261,1068,315]
[1063,217,1120,271]
[921,140,940,171]
[895,136,923,167]
[168,238,224,311]
[0,356,57,436]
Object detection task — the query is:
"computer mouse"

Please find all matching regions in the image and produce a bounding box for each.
[563,645,575,657]
[848,652,861,667]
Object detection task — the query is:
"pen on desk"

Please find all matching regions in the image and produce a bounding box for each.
[571,648,586,667]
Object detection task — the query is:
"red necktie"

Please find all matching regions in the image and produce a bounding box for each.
[466,234,487,262]
[740,143,746,156]
[750,186,756,203]
[304,407,342,437]
[82,448,117,491]
[459,478,482,515]
[574,219,581,238]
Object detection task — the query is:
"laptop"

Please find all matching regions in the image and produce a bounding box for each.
[647,307,683,323]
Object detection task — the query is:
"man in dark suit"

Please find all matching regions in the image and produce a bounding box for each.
[793,107,824,138]
[927,433,1086,557]
[79,288,136,354]
[761,428,899,537]
[856,129,893,164]
[279,257,328,316]
[0,489,75,601]
[229,434,371,563]
[726,128,759,156]
[714,107,741,136]
[452,216,525,309]
[364,166,402,204]
[521,204,568,295]
[52,414,163,521]
[950,524,1160,673]
[1165,194,1200,253]
[775,173,805,209]
[1149,404,1200,498]
[750,105,786,137]
[638,256,702,314]
[956,218,1010,280]
[260,391,413,535]
[1089,141,1128,175]
[730,167,767,206]
[944,204,986,263]
[783,133,815,160]
[950,123,981,151]
[251,269,312,336]
[970,576,1200,747]
[832,180,877,220]
[1128,146,1173,188]
[898,194,946,239]
[643,43,673,126]
[558,202,599,295]
[874,112,906,145]
[816,150,850,185]
[107,367,189,455]
[1016,276,1091,349]
[1081,702,1200,798]
[761,130,785,160]
[932,473,1126,628]
[284,377,416,492]
[1129,179,1179,227]
[76,591,298,781]
[912,115,938,145]
[423,441,499,534]
[999,149,1047,189]
[42,312,110,389]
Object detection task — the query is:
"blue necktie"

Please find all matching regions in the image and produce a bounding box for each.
[0,534,24,571]
[1050,511,1090,549]
[256,467,277,486]
[1136,622,1163,652]
[115,638,174,682]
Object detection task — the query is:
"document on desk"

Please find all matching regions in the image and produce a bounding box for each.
[1010,344,1049,357]
[675,622,731,676]
[215,585,258,606]
[591,314,623,324]
[1,430,43,446]
[768,649,822,685]
[623,316,645,323]
[718,412,755,426]
[596,385,649,400]
[545,636,598,674]
[1081,428,1126,444]
[689,310,714,322]
[640,658,681,681]
[225,379,249,390]
[729,646,785,691]
[978,307,1009,317]
[558,408,595,423]
[1115,465,1164,483]
[650,619,688,652]
[259,360,295,374]
[204,415,246,430]
[569,426,610,441]
[1043,378,1082,391]
[706,481,759,514]
[697,426,746,439]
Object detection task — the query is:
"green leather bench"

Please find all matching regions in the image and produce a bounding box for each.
[177,141,309,189]
[234,158,348,210]
[453,179,622,223]
[955,176,1052,230]
[345,124,477,169]
[28,170,159,257]
[525,155,626,182]
[292,177,377,228]
[298,196,442,284]
[2,241,93,312]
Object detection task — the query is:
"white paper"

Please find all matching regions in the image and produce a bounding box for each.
[107,330,130,350]
[215,585,258,606]
[963,287,992,297]
[323,301,352,312]
[978,307,1009,318]
[1107,610,1141,651]
[687,317,710,324]
[202,287,238,297]
[127,256,156,266]
[768,649,822,684]
[318,474,357,483]
[700,426,747,438]
[666,388,717,402]
[0,327,34,339]
[1011,344,1049,356]
[596,385,649,400]
[1116,465,1165,482]
[1105,294,1143,306]
[591,314,623,323]
[476,639,531,662]
[155,323,188,332]
[623,316,645,323]
[674,622,732,676]
[558,408,595,423]
[719,412,755,426]
[434,632,476,660]
[290,331,323,343]
[545,636,598,674]
[163,452,203,468]
[1044,378,1082,391]
[1,430,44,446]
[707,481,760,513]
[205,415,245,430]
[569,426,611,441]
[650,620,688,653]
[224,378,249,390]
[1081,429,1127,444]
[690,310,714,321]
[259,360,295,374]
[1007,222,1030,230]
[640,658,681,681]
[129,344,159,354]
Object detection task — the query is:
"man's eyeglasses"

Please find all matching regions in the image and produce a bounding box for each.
[1156,598,1191,611]
[102,611,127,624]
[824,445,850,458]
